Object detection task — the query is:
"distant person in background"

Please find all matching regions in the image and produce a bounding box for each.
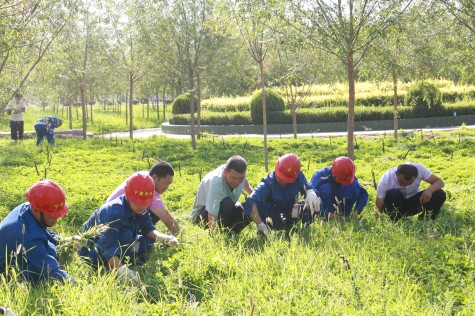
[310,156,368,220]
[5,93,26,141]
[106,161,181,235]
[375,162,446,221]
[0,180,70,284]
[34,116,62,146]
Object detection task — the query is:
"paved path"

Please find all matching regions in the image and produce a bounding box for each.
[102,125,475,139]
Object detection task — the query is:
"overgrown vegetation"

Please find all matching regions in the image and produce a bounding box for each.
[1,128,475,314]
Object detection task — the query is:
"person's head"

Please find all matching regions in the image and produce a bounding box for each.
[26,180,68,227]
[275,154,301,186]
[149,161,174,194]
[331,156,356,185]
[55,118,62,128]
[223,155,247,189]
[395,164,418,186]
[125,171,155,215]
[14,93,22,100]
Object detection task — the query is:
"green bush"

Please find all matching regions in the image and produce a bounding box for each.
[172,93,198,115]
[405,82,443,117]
[250,89,285,124]
[169,112,252,125]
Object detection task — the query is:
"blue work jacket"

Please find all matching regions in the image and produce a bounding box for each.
[310,167,368,217]
[0,203,67,284]
[244,171,310,215]
[78,195,155,262]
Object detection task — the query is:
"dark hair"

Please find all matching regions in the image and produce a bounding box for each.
[396,164,418,181]
[225,155,247,173]
[14,93,22,99]
[149,161,174,178]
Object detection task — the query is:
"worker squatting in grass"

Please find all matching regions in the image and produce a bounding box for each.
[0,151,447,313]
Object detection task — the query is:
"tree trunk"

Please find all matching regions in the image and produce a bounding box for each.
[197,72,202,140]
[346,53,355,160]
[156,92,160,119]
[90,101,93,124]
[392,72,399,140]
[147,97,150,119]
[125,91,128,125]
[189,74,196,150]
[259,61,268,172]
[162,88,166,120]
[68,96,73,130]
[129,75,134,140]
[80,86,87,140]
[291,99,297,139]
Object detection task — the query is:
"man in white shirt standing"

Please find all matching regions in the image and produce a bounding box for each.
[375,162,446,221]
[5,93,26,141]
[191,155,254,234]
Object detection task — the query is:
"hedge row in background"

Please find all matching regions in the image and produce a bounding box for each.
[169,102,475,125]
[199,83,475,111]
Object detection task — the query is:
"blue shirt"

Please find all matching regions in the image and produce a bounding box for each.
[78,195,155,261]
[244,171,309,215]
[0,203,67,284]
[34,116,60,131]
[310,167,368,216]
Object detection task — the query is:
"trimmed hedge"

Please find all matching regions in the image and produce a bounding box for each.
[250,89,285,124]
[172,93,198,115]
[169,103,475,125]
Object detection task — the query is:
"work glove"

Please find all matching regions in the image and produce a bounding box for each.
[304,189,321,215]
[62,235,82,251]
[117,265,141,283]
[256,222,270,236]
[165,236,179,248]
[0,307,16,316]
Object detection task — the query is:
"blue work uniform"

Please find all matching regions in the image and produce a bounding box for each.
[34,116,60,145]
[309,167,368,218]
[244,171,314,229]
[0,203,67,284]
[78,195,156,267]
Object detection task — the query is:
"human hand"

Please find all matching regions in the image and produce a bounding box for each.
[328,212,335,220]
[256,222,270,236]
[235,201,244,210]
[117,265,141,283]
[304,189,321,215]
[419,190,432,204]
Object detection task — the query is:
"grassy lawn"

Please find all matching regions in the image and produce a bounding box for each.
[1,127,475,314]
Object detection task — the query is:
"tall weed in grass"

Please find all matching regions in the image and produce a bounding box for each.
[1,129,475,314]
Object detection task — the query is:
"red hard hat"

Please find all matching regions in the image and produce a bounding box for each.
[125,171,155,206]
[332,156,356,185]
[275,154,301,183]
[25,180,68,218]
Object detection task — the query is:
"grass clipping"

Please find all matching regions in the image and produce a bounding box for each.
[56,224,109,265]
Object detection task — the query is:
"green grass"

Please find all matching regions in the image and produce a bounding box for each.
[1,128,475,314]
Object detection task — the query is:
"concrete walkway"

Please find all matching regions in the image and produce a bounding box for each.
[103,125,475,139]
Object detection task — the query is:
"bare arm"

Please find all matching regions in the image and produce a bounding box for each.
[151,206,181,235]
[207,212,218,233]
[420,175,444,204]
[250,202,263,225]
[375,197,385,212]
[244,179,253,194]
[108,256,122,269]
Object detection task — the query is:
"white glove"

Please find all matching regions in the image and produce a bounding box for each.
[256,222,270,236]
[63,235,82,251]
[166,236,179,247]
[304,189,321,215]
[0,307,16,316]
[117,265,141,283]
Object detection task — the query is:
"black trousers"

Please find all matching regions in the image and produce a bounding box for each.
[10,120,24,140]
[383,188,446,221]
[194,197,252,233]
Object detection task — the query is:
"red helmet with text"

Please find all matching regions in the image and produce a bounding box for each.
[275,154,301,183]
[26,180,68,218]
[332,156,356,185]
[125,171,155,206]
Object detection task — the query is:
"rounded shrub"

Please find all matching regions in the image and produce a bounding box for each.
[250,89,285,124]
[405,82,443,117]
[172,93,198,115]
